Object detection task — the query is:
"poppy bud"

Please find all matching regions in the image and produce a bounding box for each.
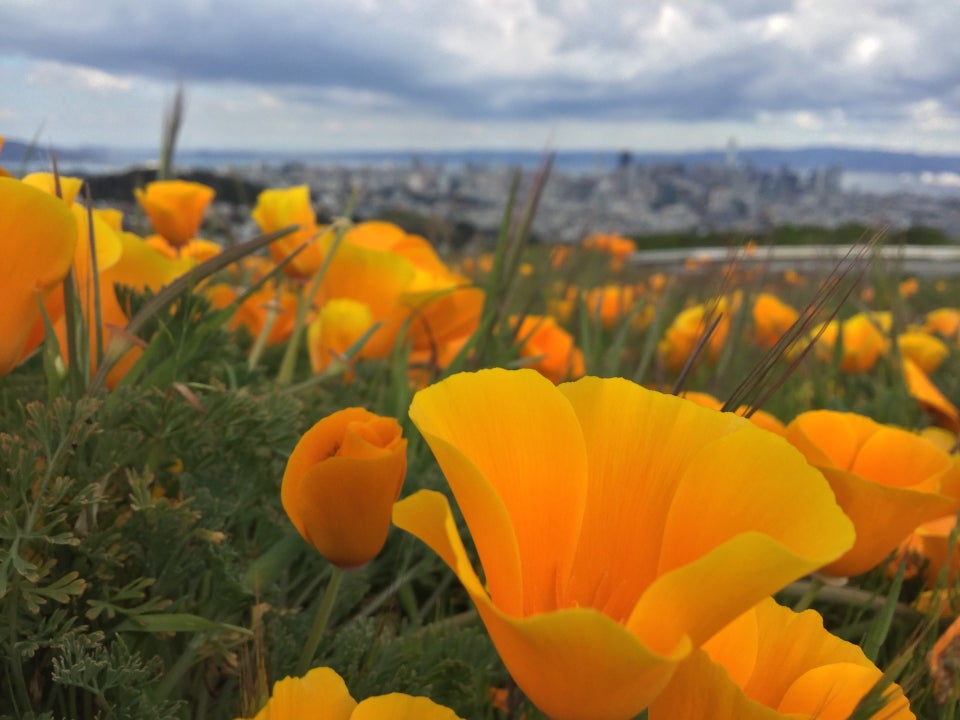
[282,408,406,569]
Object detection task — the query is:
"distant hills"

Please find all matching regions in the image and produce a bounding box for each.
[4,137,960,175]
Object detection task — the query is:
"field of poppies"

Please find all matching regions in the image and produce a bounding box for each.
[4,135,960,720]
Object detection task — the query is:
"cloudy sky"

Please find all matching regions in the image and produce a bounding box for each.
[2,0,959,153]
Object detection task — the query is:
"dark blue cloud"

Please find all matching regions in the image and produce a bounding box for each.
[2,0,958,126]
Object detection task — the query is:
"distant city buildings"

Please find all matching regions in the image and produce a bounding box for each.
[234,157,960,244]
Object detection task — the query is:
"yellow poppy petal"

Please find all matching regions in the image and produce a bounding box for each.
[409,368,588,616]
[630,531,849,652]
[392,490,689,720]
[351,694,463,720]
[852,427,950,491]
[817,466,956,577]
[321,240,416,319]
[778,663,908,718]
[560,378,743,620]
[648,648,784,720]
[21,171,85,206]
[243,666,357,720]
[0,177,77,375]
[107,231,193,292]
[649,598,914,720]
[903,357,960,433]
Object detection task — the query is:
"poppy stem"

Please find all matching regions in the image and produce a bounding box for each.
[295,566,343,677]
[792,576,824,612]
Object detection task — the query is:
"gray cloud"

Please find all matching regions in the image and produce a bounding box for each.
[3,0,959,127]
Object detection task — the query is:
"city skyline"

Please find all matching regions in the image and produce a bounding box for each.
[2,1,959,153]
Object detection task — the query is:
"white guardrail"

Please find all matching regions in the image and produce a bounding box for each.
[628,244,960,276]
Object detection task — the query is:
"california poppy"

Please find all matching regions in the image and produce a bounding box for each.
[648,597,914,719]
[238,666,461,720]
[134,180,215,248]
[393,369,854,720]
[785,410,960,576]
[514,314,584,384]
[251,185,324,279]
[0,177,77,376]
[282,408,406,569]
[752,293,799,349]
[307,299,376,373]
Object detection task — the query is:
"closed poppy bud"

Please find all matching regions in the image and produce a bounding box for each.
[281,408,407,569]
[134,179,215,248]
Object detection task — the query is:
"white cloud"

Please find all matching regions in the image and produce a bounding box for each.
[2,0,960,151]
[27,61,133,93]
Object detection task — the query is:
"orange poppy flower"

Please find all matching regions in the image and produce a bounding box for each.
[895,513,960,588]
[648,597,914,719]
[925,308,960,342]
[899,277,919,299]
[658,298,733,371]
[307,299,376,373]
[282,408,406,570]
[393,369,854,720]
[0,177,77,376]
[238,666,461,720]
[785,410,960,577]
[514,314,584,384]
[251,185,324,279]
[752,293,799,349]
[134,180,215,248]
[21,171,85,206]
[811,313,889,373]
[146,234,222,263]
[898,330,950,374]
[902,358,960,433]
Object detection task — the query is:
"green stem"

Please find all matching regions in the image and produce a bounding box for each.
[6,585,30,712]
[153,634,203,701]
[791,576,824,612]
[276,284,307,385]
[295,567,343,677]
[247,289,281,372]
[276,215,354,386]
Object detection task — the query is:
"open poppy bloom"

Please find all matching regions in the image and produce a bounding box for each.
[307,298,376,373]
[752,292,799,349]
[282,408,407,569]
[134,180,215,248]
[658,296,735,371]
[513,314,584,384]
[0,177,77,376]
[238,666,462,720]
[648,597,914,719]
[811,313,889,373]
[252,185,324,279]
[393,369,854,720]
[21,171,86,206]
[785,410,960,577]
[925,308,960,343]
